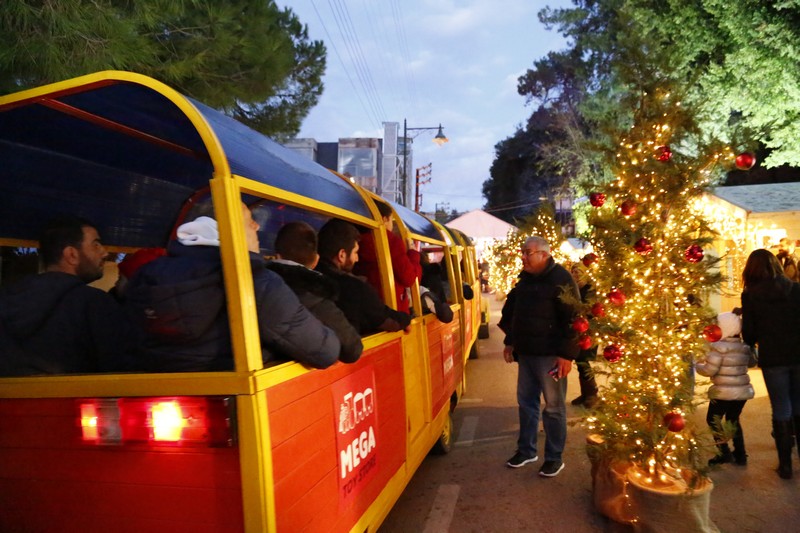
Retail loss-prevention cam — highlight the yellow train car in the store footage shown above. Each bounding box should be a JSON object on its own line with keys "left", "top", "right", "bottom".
{"left": 0, "top": 71, "right": 479, "bottom": 532}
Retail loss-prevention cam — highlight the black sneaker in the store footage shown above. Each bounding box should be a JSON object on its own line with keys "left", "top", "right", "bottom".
{"left": 570, "top": 395, "right": 585, "bottom": 406}
{"left": 583, "top": 395, "right": 599, "bottom": 409}
{"left": 506, "top": 451, "right": 538, "bottom": 468}
{"left": 539, "top": 460, "right": 565, "bottom": 477}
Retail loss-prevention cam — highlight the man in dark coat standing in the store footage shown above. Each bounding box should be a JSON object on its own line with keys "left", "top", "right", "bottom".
{"left": 267, "top": 221, "right": 362, "bottom": 364}
{"left": 0, "top": 215, "right": 137, "bottom": 375}
{"left": 499, "top": 236, "right": 580, "bottom": 478}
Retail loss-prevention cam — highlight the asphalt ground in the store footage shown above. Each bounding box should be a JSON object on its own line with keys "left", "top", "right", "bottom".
{"left": 380, "top": 296, "right": 800, "bottom": 532}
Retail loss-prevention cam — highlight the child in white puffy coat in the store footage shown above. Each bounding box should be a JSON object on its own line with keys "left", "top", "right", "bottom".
{"left": 696, "top": 311, "right": 755, "bottom": 465}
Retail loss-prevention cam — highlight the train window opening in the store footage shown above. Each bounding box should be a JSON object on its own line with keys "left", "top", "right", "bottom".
{"left": 0, "top": 246, "right": 39, "bottom": 288}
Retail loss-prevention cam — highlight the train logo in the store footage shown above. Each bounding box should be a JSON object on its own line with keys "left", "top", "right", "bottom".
{"left": 332, "top": 365, "right": 378, "bottom": 506}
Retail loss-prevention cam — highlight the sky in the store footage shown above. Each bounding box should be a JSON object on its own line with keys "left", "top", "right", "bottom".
{"left": 276, "top": 0, "right": 573, "bottom": 214}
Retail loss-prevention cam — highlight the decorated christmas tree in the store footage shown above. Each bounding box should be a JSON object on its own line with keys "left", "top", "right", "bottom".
{"left": 578, "top": 85, "right": 743, "bottom": 489}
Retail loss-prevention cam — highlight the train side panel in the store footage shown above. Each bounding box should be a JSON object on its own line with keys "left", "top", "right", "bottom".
{"left": 0, "top": 398, "right": 244, "bottom": 533}
{"left": 267, "top": 339, "right": 406, "bottom": 532}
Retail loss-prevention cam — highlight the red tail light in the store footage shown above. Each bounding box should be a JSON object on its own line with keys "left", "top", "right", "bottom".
{"left": 78, "top": 396, "right": 235, "bottom": 447}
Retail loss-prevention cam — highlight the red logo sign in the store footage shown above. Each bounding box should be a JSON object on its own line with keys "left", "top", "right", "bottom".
{"left": 332, "top": 365, "right": 378, "bottom": 507}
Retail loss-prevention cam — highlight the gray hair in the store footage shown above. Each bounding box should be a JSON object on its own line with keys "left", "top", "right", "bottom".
{"left": 524, "top": 236, "right": 550, "bottom": 253}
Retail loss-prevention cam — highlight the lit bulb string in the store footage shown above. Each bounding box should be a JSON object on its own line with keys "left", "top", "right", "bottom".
{"left": 581, "top": 104, "right": 728, "bottom": 481}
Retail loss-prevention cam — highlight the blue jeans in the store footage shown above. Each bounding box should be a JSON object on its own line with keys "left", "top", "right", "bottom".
{"left": 762, "top": 364, "right": 800, "bottom": 421}
{"left": 516, "top": 355, "right": 568, "bottom": 462}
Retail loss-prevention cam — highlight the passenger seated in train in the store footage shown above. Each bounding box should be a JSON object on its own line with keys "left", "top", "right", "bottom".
{"left": 0, "top": 215, "right": 138, "bottom": 376}
{"left": 316, "top": 218, "right": 412, "bottom": 335}
{"left": 109, "top": 247, "right": 166, "bottom": 302}
{"left": 420, "top": 252, "right": 449, "bottom": 303}
{"left": 124, "top": 203, "right": 340, "bottom": 372}
{"left": 419, "top": 286, "right": 454, "bottom": 323}
{"left": 353, "top": 201, "right": 421, "bottom": 314}
{"left": 267, "top": 221, "right": 362, "bottom": 364}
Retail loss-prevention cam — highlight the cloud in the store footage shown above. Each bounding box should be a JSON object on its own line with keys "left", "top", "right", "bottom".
{"left": 282, "top": 0, "right": 573, "bottom": 212}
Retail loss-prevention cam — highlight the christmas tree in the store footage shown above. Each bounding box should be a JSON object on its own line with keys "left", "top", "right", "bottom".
{"left": 580, "top": 86, "right": 732, "bottom": 488}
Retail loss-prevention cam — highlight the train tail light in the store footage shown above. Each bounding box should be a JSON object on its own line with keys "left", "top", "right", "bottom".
{"left": 78, "top": 396, "right": 235, "bottom": 447}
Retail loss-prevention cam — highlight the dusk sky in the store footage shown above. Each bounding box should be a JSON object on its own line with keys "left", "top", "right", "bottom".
{"left": 277, "top": 0, "right": 572, "bottom": 213}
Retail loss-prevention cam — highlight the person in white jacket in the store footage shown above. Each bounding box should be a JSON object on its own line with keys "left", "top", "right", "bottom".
{"left": 696, "top": 311, "right": 755, "bottom": 465}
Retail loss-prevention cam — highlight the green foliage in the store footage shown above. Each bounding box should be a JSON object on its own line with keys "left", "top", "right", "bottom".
{"left": 0, "top": 0, "right": 326, "bottom": 138}
{"left": 482, "top": 109, "right": 576, "bottom": 223}
{"left": 534, "top": 0, "right": 800, "bottom": 174}
{"left": 582, "top": 83, "right": 724, "bottom": 484}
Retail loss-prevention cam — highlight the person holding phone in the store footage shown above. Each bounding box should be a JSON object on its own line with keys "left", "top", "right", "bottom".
{"left": 498, "top": 236, "right": 580, "bottom": 478}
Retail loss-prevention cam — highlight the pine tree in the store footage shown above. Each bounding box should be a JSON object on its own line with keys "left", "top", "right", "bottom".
{"left": 0, "top": 1, "right": 325, "bottom": 139}
{"left": 580, "top": 84, "right": 730, "bottom": 488}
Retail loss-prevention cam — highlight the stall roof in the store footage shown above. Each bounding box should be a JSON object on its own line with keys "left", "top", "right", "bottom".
{"left": 711, "top": 183, "right": 800, "bottom": 214}
{"left": 0, "top": 71, "right": 370, "bottom": 248}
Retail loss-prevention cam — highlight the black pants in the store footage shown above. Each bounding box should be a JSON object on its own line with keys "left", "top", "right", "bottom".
{"left": 576, "top": 350, "right": 598, "bottom": 398}
{"left": 706, "top": 399, "right": 746, "bottom": 444}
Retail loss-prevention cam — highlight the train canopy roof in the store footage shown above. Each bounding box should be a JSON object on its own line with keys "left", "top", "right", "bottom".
{"left": 0, "top": 71, "right": 371, "bottom": 248}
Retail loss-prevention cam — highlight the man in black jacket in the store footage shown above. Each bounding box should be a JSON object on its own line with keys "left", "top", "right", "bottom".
{"left": 316, "top": 218, "right": 411, "bottom": 335}
{"left": 268, "top": 221, "right": 362, "bottom": 363}
{"left": 0, "top": 215, "right": 137, "bottom": 375}
{"left": 499, "top": 236, "right": 580, "bottom": 478}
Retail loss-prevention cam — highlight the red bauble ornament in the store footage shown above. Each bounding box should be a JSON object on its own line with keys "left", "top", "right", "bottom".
{"left": 656, "top": 145, "right": 672, "bottom": 162}
{"left": 582, "top": 253, "right": 598, "bottom": 267}
{"left": 620, "top": 200, "right": 638, "bottom": 217}
{"left": 603, "top": 344, "right": 623, "bottom": 363}
{"left": 591, "top": 302, "right": 606, "bottom": 318}
{"left": 607, "top": 288, "right": 626, "bottom": 306}
{"left": 589, "top": 193, "right": 606, "bottom": 207}
{"left": 664, "top": 412, "right": 685, "bottom": 432}
{"left": 634, "top": 237, "right": 653, "bottom": 255}
{"left": 703, "top": 324, "right": 723, "bottom": 342}
{"left": 572, "top": 316, "right": 590, "bottom": 333}
{"left": 735, "top": 152, "right": 756, "bottom": 170}
{"left": 684, "top": 244, "right": 704, "bottom": 263}
{"left": 578, "top": 335, "right": 593, "bottom": 350}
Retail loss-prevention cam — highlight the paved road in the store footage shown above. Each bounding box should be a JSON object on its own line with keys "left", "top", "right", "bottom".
{"left": 380, "top": 296, "right": 800, "bottom": 532}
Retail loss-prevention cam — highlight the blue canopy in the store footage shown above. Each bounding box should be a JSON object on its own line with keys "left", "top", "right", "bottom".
{"left": 388, "top": 200, "right": 443, "bottom": 242}
{"left": 0, "top": 72, "right": 370, "bottom": 248}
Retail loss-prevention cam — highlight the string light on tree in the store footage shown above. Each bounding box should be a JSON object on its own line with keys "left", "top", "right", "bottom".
{"left": 579, "top": 86, "right": 727, "bottom": 487}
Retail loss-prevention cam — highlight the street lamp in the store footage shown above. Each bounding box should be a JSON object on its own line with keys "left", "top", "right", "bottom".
{"left": 402, "top": 119, "right": 448, "bottom": 208}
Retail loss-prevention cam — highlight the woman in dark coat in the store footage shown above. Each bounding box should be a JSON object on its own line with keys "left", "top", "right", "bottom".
{"left": 741, "top": 248, "right": 800, "bottom": 479}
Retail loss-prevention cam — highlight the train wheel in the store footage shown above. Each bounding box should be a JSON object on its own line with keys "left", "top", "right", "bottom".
{"left": 469, "top": 343, "right": 479, "bottom": 359}
{"left": 431, "top": 412, "right": 453, "bottom": 455}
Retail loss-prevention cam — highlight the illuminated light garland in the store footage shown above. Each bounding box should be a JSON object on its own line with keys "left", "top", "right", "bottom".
{"left": 581, "top": 89, "right": 723, "bottom": 486}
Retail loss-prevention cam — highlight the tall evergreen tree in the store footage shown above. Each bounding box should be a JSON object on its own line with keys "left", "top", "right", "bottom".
{"left": 0, "top": 0, "right": 325, "bottom": 139}
{"left": 536, "top": 0, "right": 800, "bottom": 170}
{"left": 580, "top": 76, "right": 728, "bottom": 489}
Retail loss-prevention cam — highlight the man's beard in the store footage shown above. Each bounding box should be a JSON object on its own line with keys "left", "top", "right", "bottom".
{"left": 76, "top": 256, "right": 104, "bottom": 283}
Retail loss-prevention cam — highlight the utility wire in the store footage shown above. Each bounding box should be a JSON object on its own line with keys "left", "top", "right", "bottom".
{"left": 328, "top": 0, "right": 387, "bottom": 127}
{"left": 388, "top": 0, "right": 417, "bottom": 113}
{"left": 309, "top": 0, "right": 375, "bottom": 126}
{"left": 362, "top": 0, "right": 403, "bottom": 114}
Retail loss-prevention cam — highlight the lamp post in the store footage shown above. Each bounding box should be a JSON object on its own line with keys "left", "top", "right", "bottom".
{"left": 402, "top": 119, "right": 448, "bottom": 208}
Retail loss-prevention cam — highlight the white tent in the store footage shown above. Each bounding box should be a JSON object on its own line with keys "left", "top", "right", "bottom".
{"left": 447, "top": 210, "right": 516, "bottom": 260}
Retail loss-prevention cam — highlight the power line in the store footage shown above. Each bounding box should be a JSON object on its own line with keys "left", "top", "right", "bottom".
{"left": 361, "top": 1, "right": 403, "bottom": 114}
{"left": 308, "top": 0, "right": 375, "bottom": 126}
{"left": 388, "top": 0, "right": 417, "bottom": 112}
{"left": 327, "top": 0, "right": 387, "bottom": 127}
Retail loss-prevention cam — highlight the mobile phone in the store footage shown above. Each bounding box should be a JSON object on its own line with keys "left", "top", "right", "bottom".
{"left": 548, "top": 364, "right": 560, "bottom": 381}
